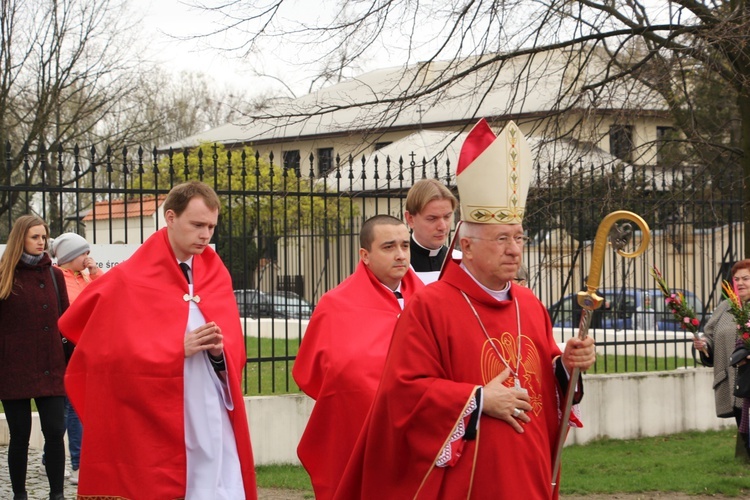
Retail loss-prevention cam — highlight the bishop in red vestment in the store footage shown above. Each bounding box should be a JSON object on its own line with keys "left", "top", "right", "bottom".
{"left": 60, "top": 182, "right": 257, "bottom": 499}
{"left": 293, "top": 215, "right": 424, "bottom": 499}
{"left": 334, "top": 120, "right": 596, "bottom": 499}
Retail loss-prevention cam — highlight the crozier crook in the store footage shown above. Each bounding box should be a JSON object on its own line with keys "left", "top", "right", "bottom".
{"left": 551, "top": 210, "right": 650, "bottom": 492}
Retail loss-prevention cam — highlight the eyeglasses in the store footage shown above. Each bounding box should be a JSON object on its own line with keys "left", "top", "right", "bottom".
{"left": 468, "top": 235, "right": 530, "bottom": 247}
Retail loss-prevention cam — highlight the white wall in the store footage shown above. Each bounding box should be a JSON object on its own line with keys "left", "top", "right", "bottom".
{"left": 568, "top": 368, "right": 730, "bottom": 446}
{"left": 240, "top": 318, "right": 309, "bottom": 338}
{"left": 246, "top": 395, "right": 314, "bottom": 464}
{"left": 1, "top": 368, "right": 732, "bottom": 466}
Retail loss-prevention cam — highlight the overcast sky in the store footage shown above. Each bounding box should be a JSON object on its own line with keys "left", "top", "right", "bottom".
{"left": 132, "top": 0, "right": 371, "bottom": 100}
{"left": 131, "top": 0, "right": 422, "bottom": 100}
{"left": 133, "top": 0, "right": 274, "bottom": 93}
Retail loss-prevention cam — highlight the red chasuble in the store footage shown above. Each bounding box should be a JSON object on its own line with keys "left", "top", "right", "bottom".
{"left": 60, "top": 228, "right": 257, "bottom": 500}
{"left": 335, "top": 258, "right": 565, "bottom": 500}
{"left": 293, "top": 261, "right": 424, "bottom": 500}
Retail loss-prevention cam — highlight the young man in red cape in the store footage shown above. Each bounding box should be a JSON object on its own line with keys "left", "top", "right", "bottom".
{"left": 59, "top": 181, "right": 257, "bottom": 499}
{"left": 293, "top": 214, "right": 424, "bottom": 499}
{"left": 334, "top": 120, "right": 596, "bottom": 500}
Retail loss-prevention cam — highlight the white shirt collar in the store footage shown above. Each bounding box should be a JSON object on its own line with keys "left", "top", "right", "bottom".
{"left": 380, "top": 281, "right": 405, "bottom": 309}
{"left": 177, "top": 256, "right": 195, "bottom": 267}
{"left": 459, "top": 262, "right": 510, "bottom": 301}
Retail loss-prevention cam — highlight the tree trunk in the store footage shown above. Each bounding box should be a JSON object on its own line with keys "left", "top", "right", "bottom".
{"left": 741, "top": 87, "right": 750, "bottom": 259}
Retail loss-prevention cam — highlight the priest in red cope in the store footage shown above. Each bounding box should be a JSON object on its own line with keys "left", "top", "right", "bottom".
{"left": 335, "top": 120, "right": 596, "bottom": 500}
{"left": 293, "top": 214, "right": 424, "bottom": 500}
{"left": 59, "top": 181, "right": 257, "bottom": 499}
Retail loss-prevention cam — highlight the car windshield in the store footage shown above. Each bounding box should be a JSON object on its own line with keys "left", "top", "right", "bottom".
{"left": 235, "top": 290, "right": 263, "bottom": 302}
{"left": 269, "top": 293, "right": 313, "bottom": 318}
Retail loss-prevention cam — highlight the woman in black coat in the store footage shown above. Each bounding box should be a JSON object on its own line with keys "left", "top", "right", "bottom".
{"left": 0, "top": 215, "right": 69, "bottom": 500}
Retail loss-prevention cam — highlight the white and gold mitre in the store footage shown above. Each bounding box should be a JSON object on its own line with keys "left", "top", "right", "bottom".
{"left": 456, "top": 119, "right": 532, "bottom": 224}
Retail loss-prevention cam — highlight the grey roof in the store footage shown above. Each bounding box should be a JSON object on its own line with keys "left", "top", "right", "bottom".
{"left": 320, "top": 129, "right": 634, "bottom": 191}
{"left": 162, "top": 47, "right": 667, "bottom": 150}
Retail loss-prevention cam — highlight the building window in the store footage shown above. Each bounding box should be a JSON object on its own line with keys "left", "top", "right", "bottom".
{"left": 283, "top": 150, "right": 301, "bottom": 175}
{"left": 374, "top": 141, "right": 392, "bottom": 151}
{"left": 317, "top": 147, "right": 334, "bottom": 176}
{"left": 609, "top": 125, "right": 633, "bottom": 161}
{"left": 656, "top": 126, "right": 677, "bottom": 165}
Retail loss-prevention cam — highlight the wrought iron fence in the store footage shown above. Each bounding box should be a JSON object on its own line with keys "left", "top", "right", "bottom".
{"left": 0, "top": 141, "right": 743, "bottom": 393}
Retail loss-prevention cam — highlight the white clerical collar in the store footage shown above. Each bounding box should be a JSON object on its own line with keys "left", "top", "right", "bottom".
{"left": 412, "top": 235, "right": 443, "bottom": 257}
{"left": 459, "top": 262, "right": 510, "bottom": 301}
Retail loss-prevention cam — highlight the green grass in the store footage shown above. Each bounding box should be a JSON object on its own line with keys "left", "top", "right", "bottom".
{"left": 256, "top": 464, "right": 313, "bottom": 493}
{"left": 560, "top": 429, "right": 749, "bottom": 496}
{"left": 588, "top": 353, "right": 697, "bottom": 374}
{"left": 244, "top": 335, "right": 302, "bottom": 396}
{"left": 255, "top": 429, "right": 750, "bottom": 496}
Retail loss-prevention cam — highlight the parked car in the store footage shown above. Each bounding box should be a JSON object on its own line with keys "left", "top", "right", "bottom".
{"left": 639, "top": 288, "right": 706, "bottom": 331}
{"left": 234, "top": 289, "right": 274, "bottom": 318}
{"left": 269, "top": 292, "right": 313, "bottom": 319}
{"left": 548, "top": 287, "right": 706, "bottom": 331}
{"left": 234, "top": 289, "right": 314, "bottom": 319}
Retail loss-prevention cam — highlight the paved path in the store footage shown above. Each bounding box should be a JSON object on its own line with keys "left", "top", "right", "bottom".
{"left": 0, "top": 445, "right": 311, "bottom": 500}
{"left": 0, "top": 445, "right": 76, "bottom": 499}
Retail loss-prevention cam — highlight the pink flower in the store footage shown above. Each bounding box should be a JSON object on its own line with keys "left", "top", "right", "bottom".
{"left": 683, "top": 317, "right": 691, "bottom": 324}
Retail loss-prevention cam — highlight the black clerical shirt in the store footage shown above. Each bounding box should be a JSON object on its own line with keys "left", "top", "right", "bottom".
{"left": 409, "top": 236, "right": 448, "bottom": 272}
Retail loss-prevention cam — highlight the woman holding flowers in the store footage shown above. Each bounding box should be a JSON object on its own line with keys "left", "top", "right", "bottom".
{"left": 695, "top": 259, "right": 750, "bottom": 459}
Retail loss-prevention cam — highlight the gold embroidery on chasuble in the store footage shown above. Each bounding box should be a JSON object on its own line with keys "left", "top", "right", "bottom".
{"left": 480, "top": 332, "right": 543, "bottom": 416}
